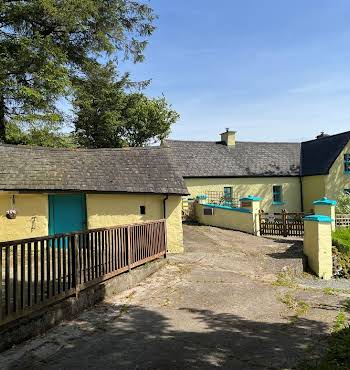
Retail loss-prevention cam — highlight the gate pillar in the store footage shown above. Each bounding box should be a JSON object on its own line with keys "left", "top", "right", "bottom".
{"left": 240, "top": 195, "right": 262, "bottom": 236}
{"left": 304, "top": 215, "right": 333, "bottom": 279}
{"left": 313, "top": 197, "right": 337, "bottom": 231}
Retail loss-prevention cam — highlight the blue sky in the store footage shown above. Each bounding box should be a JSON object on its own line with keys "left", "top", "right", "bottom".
{"left": 121, "top": 0, "right": 350, "bottom": 142}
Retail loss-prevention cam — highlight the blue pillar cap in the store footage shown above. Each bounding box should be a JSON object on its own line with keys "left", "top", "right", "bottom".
{"left": 304, "top": 214, "right": 333, "bottom": 223}
{"left": 313, "top": 197, "right": 337, "bottom": 206}
{"left": 240, "top": 195, "right": 262, "bottom": 202}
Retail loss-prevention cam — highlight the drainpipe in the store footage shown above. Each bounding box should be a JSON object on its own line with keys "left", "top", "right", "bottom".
{"left": 163, "top": 194, "right": 169, "bottom": 219}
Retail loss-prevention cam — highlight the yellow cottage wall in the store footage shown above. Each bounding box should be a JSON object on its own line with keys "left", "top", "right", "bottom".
{"left": 195, "top": 204, "right": 255, "bottom": 234}
{"left": 86, "top": 194, "right": 183, "bottom": 253}
{"left": 185, "top": 177, "right": 302, "bottom": 212}
{"left": 0, "top": 193, "right": 48, "bottom": 242}
{"left": 325, "top": 139, "right": 350, "bottom": 200}
{"left": 302, "top": 176, "right": 327, "bottom": 213}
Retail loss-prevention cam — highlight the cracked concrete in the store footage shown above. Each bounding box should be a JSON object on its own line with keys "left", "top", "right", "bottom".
{"left": 0, "top": 224, "right": 349, "bottom": 369}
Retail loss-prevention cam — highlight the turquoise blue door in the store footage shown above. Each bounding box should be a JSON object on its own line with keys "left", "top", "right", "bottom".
{"left": 49, "top": 194, "right": 87, "bottom": 235}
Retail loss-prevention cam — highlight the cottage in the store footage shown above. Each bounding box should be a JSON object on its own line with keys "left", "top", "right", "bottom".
{"left": 165, "top": 130, "right": 350, "bottom": 213}
{"left": 0, "top": 145, "right": 188, "bottom": 253}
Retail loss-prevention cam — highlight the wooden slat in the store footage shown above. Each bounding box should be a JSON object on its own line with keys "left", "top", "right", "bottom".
{"left": 63, "top": 237, "right": 67, "bottom": 292}
{"left": 13, "top": 244, "right": 18, "bottom": 313}
{"left": 52, "top": 239, "right": 56, "bottom": 297}
{"left": 46, "top": 240, "right": 51, "bottom": 299}
{"left": 34, "top": 241, "right": 38, "bottom": 304}
{"left": 68, "top": 236, "right": 72, "bottom": 289}
{"left": 20, "top": 244, "right": 25, "bottom": 310}
{"left": 28, "top": 242, "right": 32, "bottom": 307}
{"left": 57, "top": 238, "right": 61, "bottom": 294}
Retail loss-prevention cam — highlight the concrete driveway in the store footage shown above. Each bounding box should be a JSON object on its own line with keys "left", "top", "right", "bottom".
{"left": 0, "top": 225, "right": 348, "bottom": 369}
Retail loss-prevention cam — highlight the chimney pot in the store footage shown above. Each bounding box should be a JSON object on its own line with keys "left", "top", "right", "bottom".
{"left": 316, "top": 132, "right": 329, "bottom": 139}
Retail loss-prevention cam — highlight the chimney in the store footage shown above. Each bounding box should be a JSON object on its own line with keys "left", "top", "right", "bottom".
{"left": 220, "top": 128, "right": 236, "bottom": 147}
{"left": 316, "top": 132, "right": 329, "bottom": 139}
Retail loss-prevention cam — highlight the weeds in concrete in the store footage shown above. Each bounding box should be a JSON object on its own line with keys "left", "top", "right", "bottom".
{"left": 323, "top": 288, "right": 342, "bottom": 296}
{"left": 273, "top": 269, "right": 298, "bottom": 289}
{"left": 278, "top": 292, "right": 311, "bottom": 321}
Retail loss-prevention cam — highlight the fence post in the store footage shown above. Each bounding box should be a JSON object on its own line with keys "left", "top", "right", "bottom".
{"left": 73, "top": 234, "right": 80, "bottom": 296}
{"left": 127, "top": 225, "right": 131, "bottom": 272}
{"left": 282, "top": 209, "right": 288, "bottom": 237}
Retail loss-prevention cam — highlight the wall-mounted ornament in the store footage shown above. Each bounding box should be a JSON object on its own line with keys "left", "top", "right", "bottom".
{"left": 6, "top": 209, "right": 17, "bottom": 220}
{"left": 6, "top": 195, "right": 17, "bottom": 219}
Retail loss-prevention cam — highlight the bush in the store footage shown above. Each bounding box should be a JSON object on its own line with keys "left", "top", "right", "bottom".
{"left": 336, "top": 193, "right": 350, "bottom": 214}
{"left": 333, "top": 229, "right": 350, "bottom": 255}
{"left": 332, "top": 229, "right": 350, "bottom": 278}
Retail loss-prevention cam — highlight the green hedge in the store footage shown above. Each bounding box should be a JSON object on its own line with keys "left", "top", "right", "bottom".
{"left": 332, "top": 229, "right": 350, "bottom": 256}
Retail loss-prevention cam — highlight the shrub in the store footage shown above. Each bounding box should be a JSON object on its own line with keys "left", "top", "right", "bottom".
{"left": 332, "top": 229, "right": 350, "bottom": 255}
{"left": 336, "top": 193, "right": 350, "bottom": 214}
{"left": 332, "top": 229, "right": 350, "bottom": 278}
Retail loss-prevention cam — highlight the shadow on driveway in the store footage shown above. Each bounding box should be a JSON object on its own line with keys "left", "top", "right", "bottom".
{"left": 5, "top": 302, "right": 332, "bottom": 370}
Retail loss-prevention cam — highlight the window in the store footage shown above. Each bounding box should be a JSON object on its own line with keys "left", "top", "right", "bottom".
{"left": 140, "top": 206, "right": 146, "bottom": 215}
{"left": 223, "top": 187, "right": 233, "bottom": 206}
{"left": 344, "top": 154, "right": 350, "bottom": 173}
{"left": 273, "top": 185, "right": 283, "bottom": 204}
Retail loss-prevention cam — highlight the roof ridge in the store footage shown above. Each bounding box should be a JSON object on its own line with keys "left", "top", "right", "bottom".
{"left": 166, "top": 139, "right": 300, "bottom": 145}
{"left": 0, "top": 143, "right": 163, "bottom": 152}
{"left": 301, "top": 130, "right": 350, "bottom": 144}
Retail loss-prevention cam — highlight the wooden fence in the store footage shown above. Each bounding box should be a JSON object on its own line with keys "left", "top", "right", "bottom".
{"left": 336, "top": 214, "right": 350, "bottom": 228}
{"left": 0, "top": 220, "right": 166, "bottom": 327}
{"left": 259, "top": 210, "right": 308, "bottom": 237}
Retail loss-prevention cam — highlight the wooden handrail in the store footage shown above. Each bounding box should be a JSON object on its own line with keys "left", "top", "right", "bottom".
{"left": 0, "top": 219, "right": 166, "bottom": 247}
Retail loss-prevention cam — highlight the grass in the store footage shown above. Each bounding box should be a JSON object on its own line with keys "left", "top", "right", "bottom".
{"left": 300, "top": 299, "right": 350, "bottom": 369}
{"left": 272, "top": 269, "right": 298, "bottom": 289}
{"left": 278, "top": 292, "right": 311, "bottom": 319}
{"left": 323, "top": 288, "right": 342, "bottom": 296}
{"left": 332, "top": 229, "right": 350, "bottom": 255}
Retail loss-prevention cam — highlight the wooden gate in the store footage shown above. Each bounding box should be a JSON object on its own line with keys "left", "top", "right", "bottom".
{"left": 259, "top": 210, "right": 308, "bottom": 237}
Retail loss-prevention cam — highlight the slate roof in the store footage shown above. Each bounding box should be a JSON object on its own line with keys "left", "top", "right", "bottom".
{"left": 0, "top": 145, "right": 188, "bottom": 195}
{"left": 301, "top": 131, "right": 350, "bottom": 176}
{"left": 165, "top": 140, "right": 301, "bottom": 177}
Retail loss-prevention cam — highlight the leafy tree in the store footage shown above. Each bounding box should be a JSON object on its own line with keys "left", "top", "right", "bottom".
{"left": 0, "top": 0, "right": 155, "bottom": 143}
{"left": 73, "top": 62, "right": 179, "bottom": 148}
{"left": 5, "top": 121, "right": 77, "bottom": 148}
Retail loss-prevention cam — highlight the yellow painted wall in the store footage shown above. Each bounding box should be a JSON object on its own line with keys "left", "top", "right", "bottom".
{"left": 185, "top": 177, "right": 302, "bottom": 212}
{"left": 0, "top": 193, "right": 48, "bottom": 242}
{"left": 304, "top": 220, "right": 332, "bottom": 279}
{"left": 302, "top": 176, "right": 326, "bottom": 213}
{"left": 325, "top": 139, "right": 350, "bottom": 201}
{"left": 195, "top": 204, "right": 255, "bottom": 234}
{"left": 86, "top": 194, "right": 183, "bottom": 253}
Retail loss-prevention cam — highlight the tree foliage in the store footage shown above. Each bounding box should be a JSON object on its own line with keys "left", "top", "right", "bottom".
{"left": 336, "top": 193, "right": 350, "bottom": 214}
{"left": 73, "top": 62, "right": 179, "bottom": 148}
{"left": 0, "top": 0, "right": 157, "bottom": 145}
